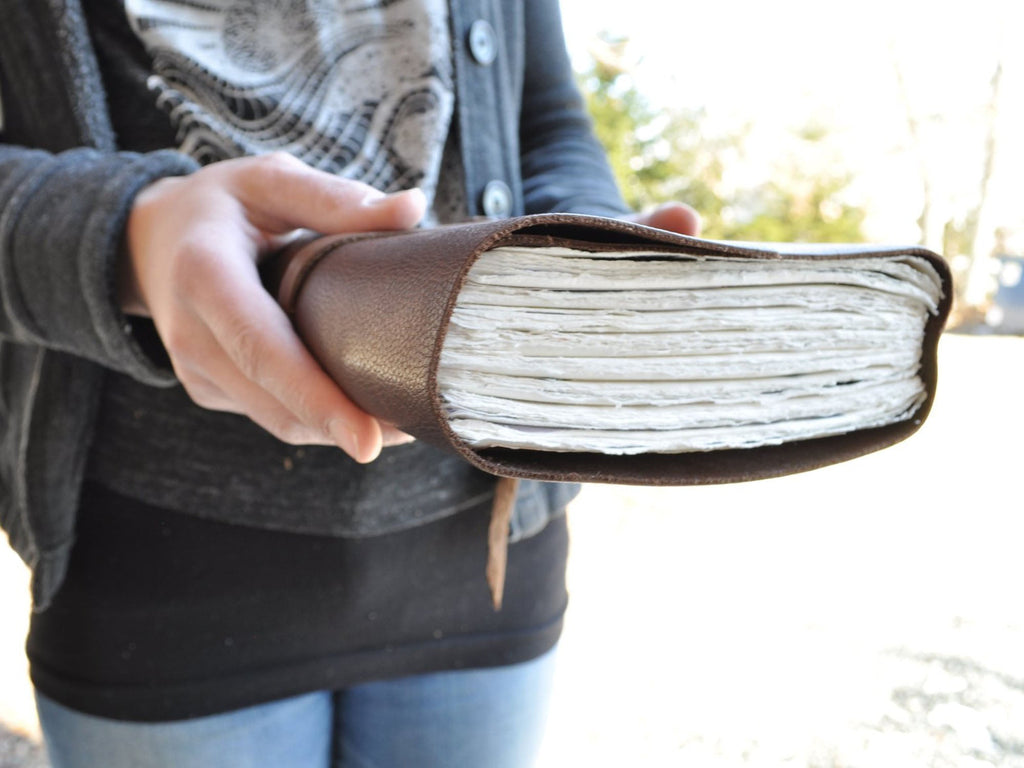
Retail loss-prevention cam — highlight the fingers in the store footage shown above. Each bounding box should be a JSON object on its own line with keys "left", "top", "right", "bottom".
{"left": 169, "top": 324, "right": 341, "bottom": 449}
{"left": 225, "top": 152, "right": 427, "bottom": 236}
{"left": 174, "top": 368, "right": 336, "bottom": 447}
{"left": 177, "top": 248, "right": 386, "bottom": 461}
{"left": 172, "top": 305, "right": 387, "bottom": 460}
{"left": 629, "top": 201, "right": 702, "bottom": 237}
{"left": 124, "top": 154, "right": 425, "bottom": 463}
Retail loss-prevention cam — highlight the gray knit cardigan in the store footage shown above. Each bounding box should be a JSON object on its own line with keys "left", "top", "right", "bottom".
{"left": 0, "top": 0, "right": 628, "bottom": 609}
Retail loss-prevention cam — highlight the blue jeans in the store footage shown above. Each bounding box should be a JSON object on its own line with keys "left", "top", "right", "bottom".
{"left": 36, "top": 648, "right": 557, "bottom": 768}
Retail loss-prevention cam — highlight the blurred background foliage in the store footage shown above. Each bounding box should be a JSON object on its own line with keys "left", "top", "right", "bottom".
{"left": 574, "top": 31, "right": 1022, "bottom": 331}
{"left": 579, "top": 35, "right": 867, "bottom": 243}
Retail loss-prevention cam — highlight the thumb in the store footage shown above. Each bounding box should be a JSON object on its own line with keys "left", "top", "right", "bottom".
{"left": 228, "top": 153, "right": 427, "bottom": 235}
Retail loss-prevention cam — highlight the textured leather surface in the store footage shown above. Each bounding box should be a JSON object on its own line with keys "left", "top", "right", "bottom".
{"left": 268, "top": 213, "right": 953, "bottom": 486}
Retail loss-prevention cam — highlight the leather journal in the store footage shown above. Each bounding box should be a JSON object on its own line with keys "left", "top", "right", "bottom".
{"left": 266, "top": 213, "right": 952, "bottom": 607}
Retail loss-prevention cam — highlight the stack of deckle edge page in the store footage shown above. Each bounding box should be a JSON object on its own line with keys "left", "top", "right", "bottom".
{"left": 436, "top": 245, "right": 946, "bottom": 455}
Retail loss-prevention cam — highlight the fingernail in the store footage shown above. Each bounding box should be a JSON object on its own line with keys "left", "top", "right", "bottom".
{"left": 329, "top": 419, "right": 361, "bottom": 460}
{"left": 384, "top": 430, "right": 416, "bottom": 447}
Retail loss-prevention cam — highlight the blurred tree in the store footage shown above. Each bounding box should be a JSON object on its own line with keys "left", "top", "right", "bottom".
{"left": 579, "top": 37, "right": 736, "bottom": 237}
{"left": 579, "top": 38, "right": 866, "bottom": 243}
{"left": 733, "top": 124, "right": 867, "bottom": 244}
{"left": 893, "top": 56, "right": 1005, "bottom": 312}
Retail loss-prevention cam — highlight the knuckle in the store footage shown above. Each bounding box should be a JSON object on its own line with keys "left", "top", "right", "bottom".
{"left": 263, "top": 415, "right": 313, "bottom": 445}
{"left": 180, "top": 375, "right": 226, "bottom": 411}
{"left": 282, "top": 387, "right": 330, "bottom": 441}
{"left": 277, "top": 424, "right": 311, "bottom": 445}
{"left": 233, "top": 152, "right": 310, "bottom": 206}
{"left": 253, "top": 151, "right": 304, "bottom": 178}
{"left": 225, "top": 319, "right": 268, "bottom": 383}
{"left": 262, "top": 150, "right": 301, "bottom": 166}
{"left": 188, "top": 390, "right": 222, "bottom": 411}
{"left": 171, "top": 241, "right": 219, "bottom": 294}
{"left": 161, "top": 322, "right": 200, "bottom": 361}
{"left": 287, "top": 382, "right": 318, "bottom": 422}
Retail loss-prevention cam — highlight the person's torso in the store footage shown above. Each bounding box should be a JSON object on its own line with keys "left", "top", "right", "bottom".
{"left": 83, "top": 0, "right": 500, "bottom": 535}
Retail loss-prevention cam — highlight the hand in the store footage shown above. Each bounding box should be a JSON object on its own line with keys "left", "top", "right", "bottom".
{"left": 625, "top": 201, "right": 701, "bottom": 237}
{"left": 121, "top": 152, "right": 425, "bottom": 463}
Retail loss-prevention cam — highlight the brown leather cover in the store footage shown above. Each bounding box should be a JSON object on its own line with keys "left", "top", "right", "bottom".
{"left": 266, "top": 213, "right": 952, "bottom": 486}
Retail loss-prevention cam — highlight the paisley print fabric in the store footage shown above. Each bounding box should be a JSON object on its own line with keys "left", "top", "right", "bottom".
{"left": 125, "top": 0, "right": 454, "bottom": 199}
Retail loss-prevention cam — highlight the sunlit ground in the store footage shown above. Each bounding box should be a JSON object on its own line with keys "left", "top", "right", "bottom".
{"left": 1, "top": 334, "right": 1021, "bottom": 767}
{"left": 541, "top": 333, "right": 1024, "bottom": 767}
{"left": 0, "top": 532, "right": 45, "bottom": 767}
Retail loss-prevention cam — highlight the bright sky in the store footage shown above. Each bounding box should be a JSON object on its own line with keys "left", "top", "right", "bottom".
{"left": 558, "top": 0, "right": 1024, "bottom": 252}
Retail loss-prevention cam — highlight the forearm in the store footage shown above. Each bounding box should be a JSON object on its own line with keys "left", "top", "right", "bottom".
{"left": 0, "top": 144, "right": 197, "bottom": 383}
{"left": 519, "top": 0, "right": 629, "bottom": 217}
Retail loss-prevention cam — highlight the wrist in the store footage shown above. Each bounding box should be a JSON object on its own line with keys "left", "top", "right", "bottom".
{"left": 120, "top": 175, "right": 182, "bottom": 316}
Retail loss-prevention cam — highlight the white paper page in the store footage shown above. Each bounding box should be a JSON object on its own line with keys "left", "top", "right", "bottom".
{"left": 436, "top": 246, "right": 943, "bottom": 454}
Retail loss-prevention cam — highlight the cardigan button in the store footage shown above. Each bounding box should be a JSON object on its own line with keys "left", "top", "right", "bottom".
{"left": 481, "top": 180, "right": 513, "bottom": 218}
{"left": 468, "top": 20, "right": 498, "bottom": 66}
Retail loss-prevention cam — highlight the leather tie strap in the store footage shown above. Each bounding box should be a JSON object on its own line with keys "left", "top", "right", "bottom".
{"left": 486, "top": 476, "right": 519, "bottom": 610}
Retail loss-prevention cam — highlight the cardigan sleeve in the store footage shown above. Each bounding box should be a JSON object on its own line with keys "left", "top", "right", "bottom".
{"left": 518, "top": 0, "right": 631, "bottom": 218}
{"left": 0, "top": 144, "right": 199, "bottom": 385}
